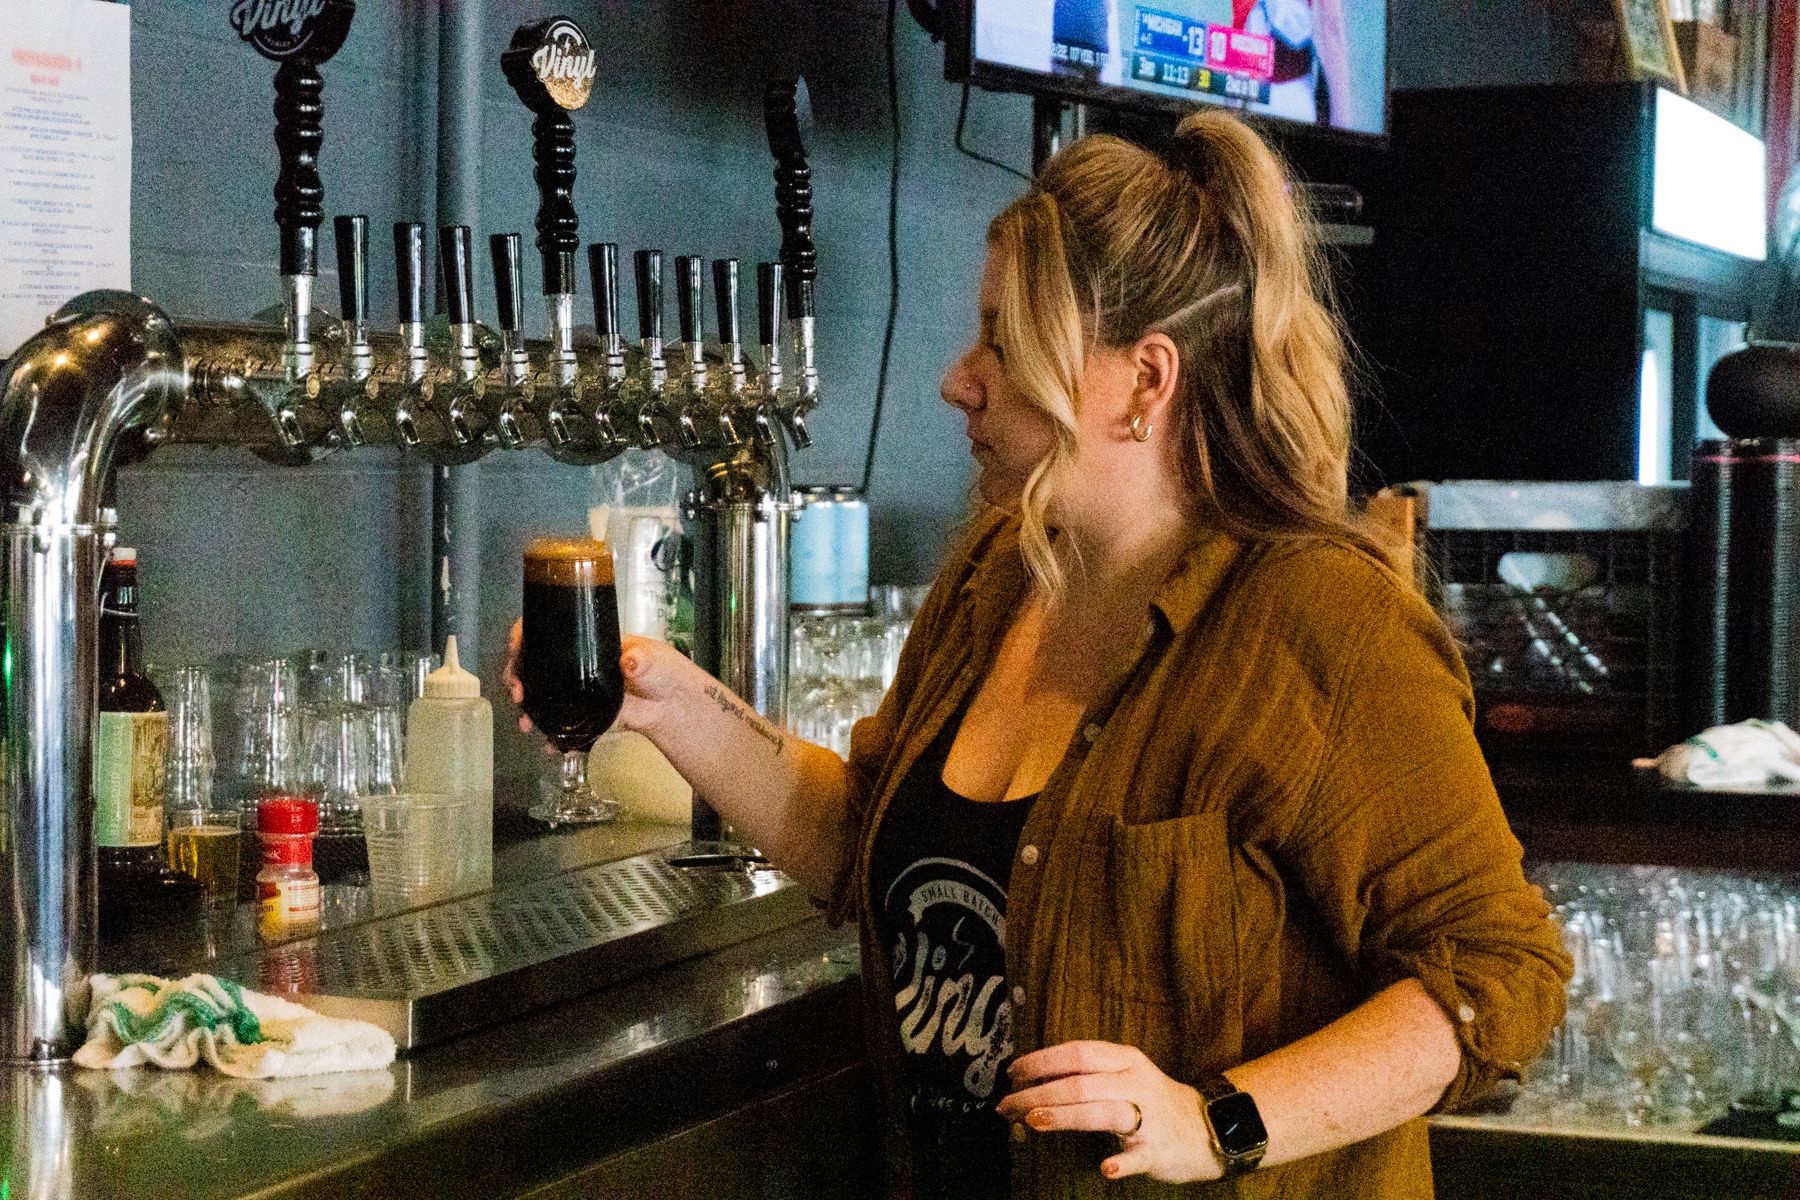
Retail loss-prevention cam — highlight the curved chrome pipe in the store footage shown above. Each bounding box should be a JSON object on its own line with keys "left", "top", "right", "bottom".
{"left": 0, "top": 288, "right": 796, "bottom": 1054}
{"left": 0, "top": 290, "right": 181, "bottom": 1062}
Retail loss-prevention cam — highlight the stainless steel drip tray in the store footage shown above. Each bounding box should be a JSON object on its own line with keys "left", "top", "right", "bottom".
{"left": 217, "top": 842, "right": 817, "bottom": 1051}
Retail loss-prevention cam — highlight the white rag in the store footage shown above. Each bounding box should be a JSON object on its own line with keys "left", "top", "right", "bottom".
{"left": 73, "top": 973, "right": 396, "bottom": 1078}
{"left": 1652, "top": 719, "right": 1800, "bottom": 789}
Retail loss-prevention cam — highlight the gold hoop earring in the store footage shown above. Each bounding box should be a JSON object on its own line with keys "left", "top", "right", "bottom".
{"left": 1130, "top": 414, "right": 1152, "bottom": 443}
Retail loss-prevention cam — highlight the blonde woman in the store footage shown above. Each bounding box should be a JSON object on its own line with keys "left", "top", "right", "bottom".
{"left": 509, "top": 110, "right": 1569, "bottom": 1197}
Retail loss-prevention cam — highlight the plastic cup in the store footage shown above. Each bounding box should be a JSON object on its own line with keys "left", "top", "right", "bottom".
{"left": 359, "top": 792, "right": 484, "bottom": 914}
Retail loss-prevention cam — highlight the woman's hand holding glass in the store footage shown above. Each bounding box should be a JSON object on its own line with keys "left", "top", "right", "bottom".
{"left": 503, "top": 628, "right": 688, "bottom": 742}
{"left": 997, "top": 1040, "right": 1224, "bottom": 1183}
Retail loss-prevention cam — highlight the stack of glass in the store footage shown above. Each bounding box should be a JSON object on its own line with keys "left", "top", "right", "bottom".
{"left": 218, "top": 649, "right": 438, "bottom": 836}
{"left": 152, "top": 664, "right": 237, "bottom": 908}
{"left": 788, "top": 584, "right": 929, "bottom": 756}
{"left": 1520, "top": 861, "right": 1800, "bottom": 1131}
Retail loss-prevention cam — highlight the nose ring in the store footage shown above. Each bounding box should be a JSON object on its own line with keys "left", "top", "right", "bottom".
{"left": 1130, "top": 414, "right": 1152, "bottom": 442}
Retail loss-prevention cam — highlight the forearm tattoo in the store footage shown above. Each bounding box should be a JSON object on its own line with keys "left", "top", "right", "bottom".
{"left": 702, "top": 683, "right": 785, "bottom": 756}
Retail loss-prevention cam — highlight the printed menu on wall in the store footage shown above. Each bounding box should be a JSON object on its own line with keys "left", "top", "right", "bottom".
{"left": 0, "top": 0, "right": 130, "bottom": 359}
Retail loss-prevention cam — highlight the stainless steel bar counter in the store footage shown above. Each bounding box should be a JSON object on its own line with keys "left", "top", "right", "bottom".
{"left": 22, "top": 808, "right": 1800, "bottom": 1199}
{"left": 5, "top": 820, "right": 880, "bottom": 1200}
{"left": 1429, "top": 1113, "right": 1800, "bottom": 1199}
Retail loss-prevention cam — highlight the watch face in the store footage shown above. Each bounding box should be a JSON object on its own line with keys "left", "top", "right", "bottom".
{"left": 1210, "top": 1091, "right": 1269, "bottom": 1155}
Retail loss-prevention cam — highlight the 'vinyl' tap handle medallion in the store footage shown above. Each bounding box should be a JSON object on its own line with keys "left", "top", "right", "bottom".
{"left": 675, "top": 256, "right": 704, "bottom": 347}
{"left": 764, "top": 77, "right": 817, "bottom": 322}
{"left": 394, "top": 222, "right": 426, "bottom": 327}
{"left": 492, "top": 234, "right": 525, "bottom": 335}
{"left": 333, "top": 215, "right": 368, "bottom": 329}
{"left": 233, "top": 0, "right": 357, "bottom": 279}
{"left": 635, "top": 250, "right": 663, "bottom": 344}
{"left": 439, "top": 226, "right": 475, "bottom": 326}
{"left": 588, "top": 243, "right": 620, "bottom": 340}
{"left": 714, "top": 259, "right": 741, "bottom": 348}
{"left": 502, "top": 17, "right": 595, "bottom": 297}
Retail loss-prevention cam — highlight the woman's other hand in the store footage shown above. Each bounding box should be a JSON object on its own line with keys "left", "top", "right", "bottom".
{"left": 503, "top": 619, "right": 532, "bottom": 734}
{"left": 997, "top": 1040, "right": 1223, "bottom": 1183}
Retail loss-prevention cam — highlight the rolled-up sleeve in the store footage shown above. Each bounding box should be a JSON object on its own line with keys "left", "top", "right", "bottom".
{"left": 1283, "top": 585, "right": 1572, "bottom": 1112}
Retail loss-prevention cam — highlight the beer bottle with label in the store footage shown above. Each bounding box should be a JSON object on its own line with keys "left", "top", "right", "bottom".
{"left": 95, "top": 547, "right": 167, "bottom": 935}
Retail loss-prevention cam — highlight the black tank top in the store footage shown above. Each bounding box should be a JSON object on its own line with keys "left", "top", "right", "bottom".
{"left": 868, "top": 715, "right": 1039, "bottom": 1200}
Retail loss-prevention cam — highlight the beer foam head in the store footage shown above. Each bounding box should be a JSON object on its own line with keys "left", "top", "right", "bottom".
{"left": 524, "top": 536, "right": 615, "bottom": 586}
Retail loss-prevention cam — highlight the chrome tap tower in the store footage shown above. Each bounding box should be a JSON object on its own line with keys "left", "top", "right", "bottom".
{"left": 0, "top": 9, "right": 822, "bottom": 1059}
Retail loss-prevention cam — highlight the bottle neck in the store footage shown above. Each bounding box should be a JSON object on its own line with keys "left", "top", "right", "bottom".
{"left": 100, "top": 569, "right": 144, "bottom": 681}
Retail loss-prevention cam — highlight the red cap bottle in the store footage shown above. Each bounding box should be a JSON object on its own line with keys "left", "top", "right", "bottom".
{"left": 258, "top": 797, "right": 319, "bottom": 867}
{"left": 258, "top": 796, "right": 319, "bottom": 836}
{"left": 257, "top": 796, "right": 321, "bottom": 941}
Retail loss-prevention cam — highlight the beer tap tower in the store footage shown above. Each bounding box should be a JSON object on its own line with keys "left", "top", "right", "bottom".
{"left": 0, "top": 9, "right": 823, "bottom": 1059}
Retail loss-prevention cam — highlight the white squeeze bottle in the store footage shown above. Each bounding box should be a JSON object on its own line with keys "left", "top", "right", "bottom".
{"left": 404, "top": 637, "right": 494, "bottom": 892}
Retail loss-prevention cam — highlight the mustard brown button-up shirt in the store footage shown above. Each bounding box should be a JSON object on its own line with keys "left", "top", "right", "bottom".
{"left": 833, "top": 513, "right": 1571, "bottom": 1198}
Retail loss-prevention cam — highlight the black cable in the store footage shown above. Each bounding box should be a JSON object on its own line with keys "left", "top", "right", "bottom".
{"left": 956, "top": 81, "right": 1031, "bottom": 183}
{"left": 863, "top": 0, "right": 903, "bottom": 496}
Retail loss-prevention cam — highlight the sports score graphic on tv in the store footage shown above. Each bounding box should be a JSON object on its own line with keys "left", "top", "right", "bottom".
{"left": 973, "top": 0, "right": 1388, "bottom": 138}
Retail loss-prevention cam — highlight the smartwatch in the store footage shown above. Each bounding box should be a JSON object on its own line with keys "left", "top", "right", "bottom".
{"left": 1197, "top": 1074, "right": 1269, "bottom": 1177}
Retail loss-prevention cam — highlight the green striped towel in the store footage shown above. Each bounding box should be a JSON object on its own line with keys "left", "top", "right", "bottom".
{"left": 73, "top": 973, "right": 395, "bottom": 1078}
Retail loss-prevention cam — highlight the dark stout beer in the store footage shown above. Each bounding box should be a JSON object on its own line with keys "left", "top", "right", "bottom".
{"left": 520, "top": 537, "right": 624, "bottom": 753}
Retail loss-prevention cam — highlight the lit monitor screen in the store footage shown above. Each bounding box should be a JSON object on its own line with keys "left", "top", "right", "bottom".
{"left": 971, "top": 0, "right": 1388, "bottom": 138}
{"left": 1651, "top": 87, "right": 1766, "bottom": 261}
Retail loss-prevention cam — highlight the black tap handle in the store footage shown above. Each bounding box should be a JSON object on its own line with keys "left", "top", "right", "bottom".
{"left": 530, "top": 105, "right": 578, "bottom": 295}
{"left": 713, "top": 260, "right": 741, "bottom": 347}
{"left": 757, "top": 262, "right": 783, "bottom": 347}
{"left": 635, "top": 250, "right": 663, "bottom": 342}
{"left": 333, "top": 215, "right": 368, "bottom": 328}
{"left": 273, "top": 62, "right": 325, "bottom": 277}
{"left": 237, "top": 0, "right": 353, "bottom": 274}
{"left": 503, "top": 20, "right": 594, "bottom": 297}
{"left": 764, "top": 78, "right": 817, "bottom": 321}
{"left": 395, "top": 222, "right": 425, "bottom": 326}
{"left": 675, "top": 256, "right": 703, "bottom": 346}
{"left": 588, "top": 243, "right": 620, "bottom": 339}
{"left": 439, "top": 226, "right": 474, "bottom": 326}
{"left": 491, "top": 234, "right": 523, "bottom": 334}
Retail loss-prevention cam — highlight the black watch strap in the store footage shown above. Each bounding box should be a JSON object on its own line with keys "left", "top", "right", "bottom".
{"left": 1198, "top": 1074, "right": 1239, "bottom": 1103}
{"left": 1198, "top": 1074, "right": 1268, "bottom": 1177}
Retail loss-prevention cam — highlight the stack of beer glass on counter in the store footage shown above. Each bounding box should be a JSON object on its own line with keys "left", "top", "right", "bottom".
{"left": 1514, "top": 862, "right": 1800, "bottom": 1133}
{"left": 788, "top": 585, "right": 929, "bottom": 756}
{"left": 142, "top": 648, "right": 442, "bottom": 933}
{"left": 212, "top": 649, "right": 435, "bottom": 833}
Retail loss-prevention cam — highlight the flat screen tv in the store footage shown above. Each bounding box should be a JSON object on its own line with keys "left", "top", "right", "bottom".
{"left": 948, "top": 0, "right": 1389, "bottom": 141}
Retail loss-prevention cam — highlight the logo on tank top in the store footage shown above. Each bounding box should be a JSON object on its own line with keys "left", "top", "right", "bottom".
{"left": 885, "top": 857, "right": 1017, "bottom": 1109}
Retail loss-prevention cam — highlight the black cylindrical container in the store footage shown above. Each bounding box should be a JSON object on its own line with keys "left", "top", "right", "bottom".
{"left": 1686, "top": 437, "right": 1800, "bottom": 729}
{"left": 1686, "top": 439, "right": 1736, "bottom": 730}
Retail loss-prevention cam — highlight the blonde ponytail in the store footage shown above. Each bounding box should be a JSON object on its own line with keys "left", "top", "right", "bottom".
{"left": 986, "top": 109, "right": 1392, "bottom": 595}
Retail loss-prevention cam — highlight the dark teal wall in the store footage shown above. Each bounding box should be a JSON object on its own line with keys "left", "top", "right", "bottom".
{"left": 116, "top": 0, "right": 1591, "bottom": 795}
{"left": 123, "top": 0, "right": 1032, "bottom": 627}
{"left": 122, "top": 0, "right": 1030, "bottom": 797}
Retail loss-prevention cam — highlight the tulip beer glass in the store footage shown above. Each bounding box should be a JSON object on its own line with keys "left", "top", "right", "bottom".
{"left": 520, "top": 537, "right": 625, "bottom": 824}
